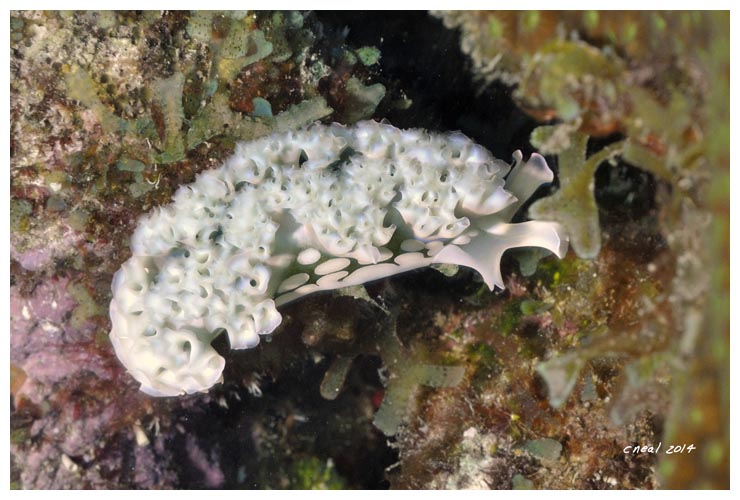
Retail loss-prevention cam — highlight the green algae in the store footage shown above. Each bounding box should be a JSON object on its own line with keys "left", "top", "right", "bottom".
{"left": 10, "top": 428, "right": 29, "bottom": 446}
{"left": 318, "top": 305, "right": 465, "bottom": 436}
{"left": 512, "top": 474, "right": 535, "bottom": 489}
{"left": 579, "top": 368, "right": 598, "bottom": 402}
{"left": 620, "top": 140, "right": 673, "bottom": 182}
{"left": 67, "top": 209, "right": 89, "bottom": 232}
{"left": 68, "top": 281, "right": 104, "bottom": 331}
{"left": 45, "top": 195, "right": 66, "bottom": 212}
{"left": 338, "top": 77, "right": 386, "bottom": 124}
{"left": 518, "top": 40, "right": 622, "bottom": 122}
{"left": 219, "top": 18, "right": 255, "bottom": 59}
{"left": 65, "top": 66, "right": 130, "bottom": 135}
{"left": 529, "top": 125, "right": 624, "bottom": 259}
{"left": 371, "top": 322, "right": 465, "bottom": 436}
{"left": 56, "top": 10, "right": 337, "bottom": 190}
{"left": 519, "top": 299, "right": 551, "bottom": 316}
{"left": 356, "top": 46, "right": 381, "bottom": 66}
{"left": 520, "top": 11, "right": 540, "bottom": 33}
{"left": 115, "top": 158, "right": 146, "bottom": 173}
{"left": 186, "top": 93, "right": 268, "bottom": 149}
{"left": 151, "top": 73, "right": 186, "bottom": 163}
{"left": 288, "top": 456, "right": 345, "bottom": 490}
{"left": 430, "top": 263, "right": 459, "bottom": 277}
{"left": 319, "top": 354, "right": 354, "bottom": 400}
{"left": 10, "top": 199, "right": 32, "bottom": 233}
{"left": 466, "top": 342, "right": 502, "bottom": 390}
{"left": 533, "top": 251, "right": 589, "bottom": 289}
{"left": 258, "top": 11, "right": 312, "bottom": 64}
{"left": 273, "top": 97, "right": 333, "bottom": 132}
{"left": 185, "top": 11, "right": 215, "bottom": 42}
{"left": 217, "top": 29, "right": 274, "bottom": 82}
{"left": 186, "top": 12, "right": 274, "bottom": 84}
{"left": 536, "top": 317, "right": 672, "bottom": 411}
{"left": 513, "top": 248, "right": 552, "bottom": 277}
{"left": 536, "top": 350, "right": 588, "bottom": 409}
{"left": 251, "top": 97, "right": 273, "bottom": 118}
{"left": 520, "top": 438, "right": 562, "bottom": 462}
{"left": 127, "top": 173, "right": 155, "bottom": 198}
{"left": 496, "top": 300, "right": 524, "bottom": 336}
{"left": 342, "top": 50, "right": 358, "bottom": 66}
{"left": 657, "top": 15, "right": 730, "bottom": 488}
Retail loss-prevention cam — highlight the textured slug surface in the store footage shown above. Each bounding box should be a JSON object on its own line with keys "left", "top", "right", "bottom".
{"left": 109, "top": 121, "right": 567, "bottom": 396}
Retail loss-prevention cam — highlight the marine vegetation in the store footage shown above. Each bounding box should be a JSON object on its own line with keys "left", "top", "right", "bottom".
{"left": 10, "top": 10, "right": 728, "bottom": 489}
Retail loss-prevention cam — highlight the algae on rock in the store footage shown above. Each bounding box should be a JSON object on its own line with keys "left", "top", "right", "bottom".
{"left": 318, "top": 295, "right": 465, "bottom": 437}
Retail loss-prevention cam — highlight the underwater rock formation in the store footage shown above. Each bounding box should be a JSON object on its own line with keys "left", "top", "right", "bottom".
{"left": 10, "top": 10, "right": 728, "bottom": 489}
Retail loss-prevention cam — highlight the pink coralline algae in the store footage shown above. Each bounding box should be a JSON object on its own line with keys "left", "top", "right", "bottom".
{"left": 11, "top": 276, "right": 82, "bottom": 361}
{"left": 10, "top": 224, "right": 85, "bottom": 272}
{"left": 185, "top": 435, "right": 226, "bottom": 488}
{"left": 10, "top": 273, "right": 158, "bottom": 488}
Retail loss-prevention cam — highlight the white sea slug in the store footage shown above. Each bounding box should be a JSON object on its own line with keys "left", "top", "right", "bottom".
{"left": 109, "top": 121, "right": 568, "bottom": 396}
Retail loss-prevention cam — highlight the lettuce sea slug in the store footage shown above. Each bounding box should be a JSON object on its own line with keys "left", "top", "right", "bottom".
{"left": 109, "top": 121, "right": 568, "bottom": 396}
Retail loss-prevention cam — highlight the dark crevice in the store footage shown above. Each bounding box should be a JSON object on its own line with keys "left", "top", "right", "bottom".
{"left": 314, "top": 11, "right": 538, "bottom": 160}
